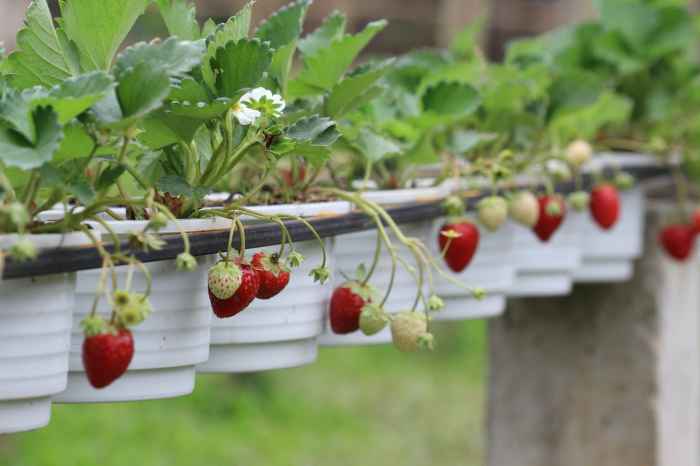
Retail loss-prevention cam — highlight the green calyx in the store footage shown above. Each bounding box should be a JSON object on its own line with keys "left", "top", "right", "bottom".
{"left": 545, "top": 199, "right": 563, "bottom": 217}
{"left": 442, "top": 195, "right": 465, "bottom": 217}
{"left": 427, "top": 294, "right": 445, "bottom": 311}
{"left": 81, "top": 314, "right": 110, "bottom": 337}
{"left": 286, "top": 251, "right": 305, "bottom": 268}
{"left": 148, "top": 212, "right": 169, "bottom": 231}
{"left": 615, "top": 172, "right": 635, "bottom": 190}
{"left": 346, "top": 281, "right": 377, "bottom": 302}
{"left": 208, "top": 260, "right": 242, "bottom": 300}
{"left": 310, "top": 266, "right": 330, "bottom": 284}
{"left": 472, "top": 287, "right": 486, "bottom": 300}
{"left": 114, "top": 291, "right": 152, "bottom": 327}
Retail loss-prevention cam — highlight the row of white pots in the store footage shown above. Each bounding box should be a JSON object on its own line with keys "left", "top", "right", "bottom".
{"left": 0, "top": 182, "right": 646, "bottom": 432}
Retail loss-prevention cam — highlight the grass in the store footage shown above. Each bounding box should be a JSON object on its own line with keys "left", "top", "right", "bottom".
{"left": 0, "top": 320, "right": 486, "bottom": 466}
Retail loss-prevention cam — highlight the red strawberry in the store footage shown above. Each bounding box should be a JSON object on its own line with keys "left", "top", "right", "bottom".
{"left": 208, "top": 260, "right": 260, "bottom": 318}
{"left": 692, "top": 208, "right": 700, "bottom": 234}
{"left": 659, "top": 224, "right": 696, "bottom": 262}
{"left": 589, "top": 184, "right": 620, "bottom": 230}
{"left": 281, "top": 164, "right": 306, "bottom": 187}
{"left": 252, "top": 252, "right": 290, "bottom": 299}
{"left": 533, "top": 195, "right": 566, "bottom": 242}
{"left": 438, "top": 221, "right": 480, "bottom": 273}
{"left": 329, "top": 281, "right": 374, "bottom": 334}
{"left": 83, "top": 328, "right": 134, "bottom": 389}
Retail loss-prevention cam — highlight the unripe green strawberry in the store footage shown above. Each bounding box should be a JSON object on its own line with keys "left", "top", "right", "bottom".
{"left": 478, "top": 196, "right": 508, "bottom": 232}
{"left": 115, "top": 292, "right": 152, "bottom": 327}
{"left": 546, "top": 159, "right": 572, "bottom": 181}
{"left": 615, "top": 172, "right": 634, "bottom": 190}
{"left": 427, "top": 294, "right": 445, "bottom": 311}
{"left": 565, "top": 139, "right": 593, "bottom": 167}
{"left": 509, "top": 191, "right": 539, "bottom": 227}
{"left": 359, "top": 303, "right": 388, "bottom": 336}
{"left": 10, "top": 238, "right": 37, "bottom": 262}
{"left": 148, "top": 212, "right": 169, "bottom": 231}
{"left": 176, "top": 252, "right": 197, "bottom": 271}
{"left": 208, "top": 261, "right": 242, "bottom": 300}
{"left": 472, "top": 287, "right": 486, "bottom": 300}
{"left": 568, "top": 191, "right": 590, "bottom": 212}
{"left": 390, "top": 311, "right": 432, "bottom": 352}
{"left": 442, "top": 196, "right": 466, "bottom": 217}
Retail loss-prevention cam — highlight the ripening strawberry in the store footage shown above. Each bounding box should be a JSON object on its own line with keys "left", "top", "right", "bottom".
{"left": 692, "top": 208, "right": 700, "bottom": 234}
{"left": 565, "top": 139, "right": 593, "bottom": 167}
{"left": 208, "top": 260, "right": 259, "bottom": 318}
{"left": 589, "top": 184, "right": 620, "bottom": 230}
{"left": 659, "top": 224, "right": 696, "bottom": 262}
{"left": 533, "top": 195, "right": 566, "bottom": 242}
{"left": 329, "top": 281, "right": 374, "bottom": 334}
{"left": 438, "top": 221, "right": 480, "bottom": 273}
{"left": 252, "top": 252, "right": 291, "bottom": 299}
{"left": 478, "top": 196, "right": 508, "bottom": 232}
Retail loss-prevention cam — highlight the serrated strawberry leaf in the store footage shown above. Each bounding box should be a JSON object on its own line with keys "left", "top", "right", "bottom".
{"left": 201, "top": 1, "right": 254, "bottom": 91}
{"left": 285, "top": 115, "right": 339, "bottom": 168}
{"left": 115, "top": 64, "right": 172, "bottom": 123}
{"left": 287, "top": 115, "right": 336, "bottom": 142}
{"left": 325, "top": 60, "right": 394, "bottom": 118}
{"left": 0, "top": 90, "right": 36, "bottom": 142}
{"left": 351, "top": 128, "right": 402, "bottom": 163}
{"left": 298, "top": 12, "right": 347, "bottom": 57}
{"left": 59, "top": 0, "right": 151, "bottom": 71}
{"left": 140, "top": 111, "right": 205, "bottom": 148}
{"left": 0, "top": 106, "right": 63, "bottom": 169}
{"left": 113, "top": 38, "right": 205, "bottom": 80}
{"left": 288, "top": 20, "right": 388, "bottom": 99}
{"left": 157, "top": 174, "right": 210, "bottom": 199}
{"left": 7, "top": 0, "right": 79, "bottom": 89}
{"left": 31, "top": 71, "right": 114, "bottom": 124}
{"left": 95, "top": 165, "right": 126, "bottom": 191}
{"left": 404, "top": 131, "right": 438, "bottom": 164}
{"left": 421, "top": 81, "right": 481, "bottom": 119}
{"left": 212, "top": 39, "right": 272, "bottom": 99}
{"left": 166, "top": 77, "right": 232, "bottom": 119}
{"left": 156, "top": 0, "right": 201, "bottom": 40}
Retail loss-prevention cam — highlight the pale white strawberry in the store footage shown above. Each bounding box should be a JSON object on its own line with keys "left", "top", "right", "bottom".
{"left": 509, "top": 191, "right": 539, "bottom": 227}
{"left": 565, "top": 139, "right": 593, "bottom": 167}
{"left": 478, "top": 196, "right": 508, "bottom": 232}
{"left": 390, "top": 311, "right": 434, "bottom": 352}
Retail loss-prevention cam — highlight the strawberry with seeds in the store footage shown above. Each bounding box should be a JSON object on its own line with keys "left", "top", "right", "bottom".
{"left": 510, "top": 191, "right": 540, "bottom": 227}
{"left": 390, "top": 311, "right": 434, "bottom": 352}
{"left": 659, "top": 224, "right": 696, "bottom": 262}
{"left": 252, "top": 252, "right": 291, "bottom": 299}
{"left": 438, "top": 221, "right": 480, "bottom": 273}
{"left": 329, "top": 281, "right": 375, "bottom": 334}
{"left": 81, "top": 315, "right": 134, "bottom": 389}
{"left": 533, "top": 194, "right": 566, "bottom": 242}
{"left": 590, "top": 184, "right": 620, "bottom": 230}
{"left": 208, "top": 259, "right": 259, "bottom": 318}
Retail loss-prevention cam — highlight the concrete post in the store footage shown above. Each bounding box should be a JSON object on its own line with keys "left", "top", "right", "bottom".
{"left": 487, "top": 209, "right": 700, "bottom": 466}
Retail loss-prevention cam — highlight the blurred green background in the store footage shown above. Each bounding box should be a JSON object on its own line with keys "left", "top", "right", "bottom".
{"left": 0, "top": 321, "right": 486, "bottom": 466}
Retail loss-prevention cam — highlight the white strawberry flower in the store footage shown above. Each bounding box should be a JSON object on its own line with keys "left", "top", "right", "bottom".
{"left": 239, "top": 87, "right": 286, "bottom": 119}
{"left": 231, "top": 101, "right": 262, "bottom": 126}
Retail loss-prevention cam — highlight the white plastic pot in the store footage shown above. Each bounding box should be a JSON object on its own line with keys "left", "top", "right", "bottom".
{"left": 573, "top": 188, "right": 645, "bottom": 283}
{"left": 199, "top": 201, "right": 351, "bottom": 373}
{"left": 55, "top": 219, "right": 218, "bottom": 403}
{"left": 508, "top": 215, "right": 583, "bottom": 298}
{"left": 430, "top": 221, "right": 516, "bottom": 321}
{"left": 0, "top": 232, "right": 93, "bottom": 432}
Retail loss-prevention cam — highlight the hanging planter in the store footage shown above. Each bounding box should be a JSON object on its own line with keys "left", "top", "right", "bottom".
{"left": 0, "top": 232, "right": 93, "bottom": 432}
{"left": 54, "top": 219, "right": 218, "bottom": 403}
{"left": 198, "top": 202, "right": 349, "bottom": 372}
{"left": 573, "top": 187, "right": 645, "bottom": 282}
{"left": 508, "top": 214, "right": 583, "bottom": 297}
{"left": 430, "top": 221, "right": 516, "bottom": 321}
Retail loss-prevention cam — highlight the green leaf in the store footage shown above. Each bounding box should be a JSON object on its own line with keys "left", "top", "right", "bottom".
{"left": 140, "top": 111, "right": 205, "bottom": 147}
{"left": 404, "top": 131, "right": 437, "bottom": 164}
{"left": 157, "top": 174, "right": 209, "bottom": 199}
{"left": 0, "top": 90, "right": 36, "bottom": 142}
{"left": 55, "top": 122, "right": 94, "bottom": 160}
{"left": 201, "top": 1, "right": 254, "bottom": 91}
{"left": 351, "top": 128, "right": 401, "bottom": 163}
{"left": 67, "top": 179, "right": 95, "bottom": 205}
{"left": 256, "top": 0, "right": 311, "bottom": 49}
{"left": 7, "top": 0, "right": 78, "bottom": 89}
{"left": 156, "top": 0, "right": 200, "bottom": 40}
{"left": 288, "top": 20, "right": 388, "bottom": 99}
{"left": 548, "top": 91, "right": 632, "bottom": 141}
{"left": 212, "top": 39, "right": 272, "bottom": 98}
{"left": 450, "top": 18, "right": 486, "bottom": 58}
{"left": 286, "top": 115, "right": 339, "bottom": 167}
{"left": 115, "top": 64, "right": 171, "bottom": 122}
{"left": 421, "top": 81, "right": 480, "bottom": 117}
{"left": 95, "top": 165, "right": 126, "bottom": 191}
{"left": 31, "top": 71, "right": 114, "bottom": 124}
{"left": 167, "top": 77, "right": 231, "bottom": 119}
{"left": 298, "top": 12, "right": 346, "bottom": 57}
{"left": 59, "top": 0, "right": 150, "bottom": 71}
{"left": 325, "top": 60, "right": 394, "bottom": 118}
{"left": 287, "top": 115, "right": 336, "bottom": 142}
{"left": 447, "top": 130, "right": 498, "bottom": 155}
{"left": 113, "top": 38, "right": 205, "bottom": 80}
{"left": 0, "top": 107, "right": 63, "bottom": 169}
